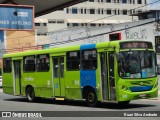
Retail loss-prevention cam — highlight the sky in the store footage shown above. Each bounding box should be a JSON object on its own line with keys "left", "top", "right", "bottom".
{"left": 147, "top": 0, "right": 160, "bottom": 10}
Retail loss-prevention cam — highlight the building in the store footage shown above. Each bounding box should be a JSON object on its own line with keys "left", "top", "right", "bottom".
{"left": 36, "top": 0, "right": 147, "bottom": 35}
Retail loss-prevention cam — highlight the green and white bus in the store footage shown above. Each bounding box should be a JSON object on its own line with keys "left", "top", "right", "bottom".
{"left": 2, "top": 40, "right": 158, "bottom": 106}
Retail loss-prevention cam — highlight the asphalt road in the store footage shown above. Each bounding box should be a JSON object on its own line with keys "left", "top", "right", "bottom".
{"left": 0, "top": 88, "right": 160, "bottom": 120}
{"left": 0, "top": 76, "right": 159, "bottom": 120}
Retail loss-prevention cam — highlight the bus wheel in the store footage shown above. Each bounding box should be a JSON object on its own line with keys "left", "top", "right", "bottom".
{"left": 26, "top": 87, "right": 35, "bottom": 102}
{"left": 85, "top": 89, "right": 97, "bottom": 107}
{"left": 118, "top": 101, "right": 130, "bottom": 105}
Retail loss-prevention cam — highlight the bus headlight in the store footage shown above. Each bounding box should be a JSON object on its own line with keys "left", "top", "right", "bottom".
{"left": 121, "top": 85, "right": 128, "bottom": 91}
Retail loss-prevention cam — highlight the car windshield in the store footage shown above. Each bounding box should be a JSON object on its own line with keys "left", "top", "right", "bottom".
{"left": 117, "top": 51, "right": 156, "bottom": 79}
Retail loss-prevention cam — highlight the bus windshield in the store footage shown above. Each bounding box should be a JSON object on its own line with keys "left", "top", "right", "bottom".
{"left": 117, "top": 51, "right": 156, "bottom": 79}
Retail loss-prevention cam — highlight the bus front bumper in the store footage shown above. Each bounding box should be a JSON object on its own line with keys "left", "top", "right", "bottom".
{"left": 117, "top": 87, "right": 158, "bottom": 102}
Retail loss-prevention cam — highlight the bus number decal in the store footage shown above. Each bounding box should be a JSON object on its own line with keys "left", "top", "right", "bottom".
{"left": 25, "top": 76, "right": 34, "bottom": 81}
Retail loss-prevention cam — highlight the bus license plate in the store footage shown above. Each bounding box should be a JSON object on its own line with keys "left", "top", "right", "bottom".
{"left": 139, "top": 94, "right": 146, "bottom": 98}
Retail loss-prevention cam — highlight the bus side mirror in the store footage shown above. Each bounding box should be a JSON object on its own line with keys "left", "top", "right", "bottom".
{"left": 157, "top": 65, "right": 160, "bottom": 75}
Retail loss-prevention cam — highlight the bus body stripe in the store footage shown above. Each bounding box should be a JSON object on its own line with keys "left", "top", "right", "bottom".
{"left": 80, "top": 44, "right": 96, "bottom": 50}
{"left": 130, "top": 86, "right": 153, "bottom": 92}
{"left": 80, "top": 70, "right": 96, "bottom": 88}
{"left": 80, "top": 44, "right": 96, "bottom": 89}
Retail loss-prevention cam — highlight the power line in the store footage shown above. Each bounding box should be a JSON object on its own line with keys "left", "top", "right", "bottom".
{"left": 2, "top": 0, "right": 160, "bottom": 41}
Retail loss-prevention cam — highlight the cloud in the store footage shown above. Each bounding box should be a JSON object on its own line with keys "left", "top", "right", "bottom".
{"left": 147, "top": 0, "right": 160, "bottom": 10}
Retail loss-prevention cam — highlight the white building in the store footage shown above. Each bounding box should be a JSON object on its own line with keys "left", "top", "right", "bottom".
{"left": 36, "top": 0, "right": 147, "bottom": 34}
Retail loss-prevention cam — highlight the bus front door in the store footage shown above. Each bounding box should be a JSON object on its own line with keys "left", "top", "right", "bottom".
{"left": 53, "top": 57, "right": 65, "bottom": 97}
{"left": 13, "top": 60, "right": 21, "bottom": 95}
{"left": 100, "top": 52, "right": 116, "bottom": 101}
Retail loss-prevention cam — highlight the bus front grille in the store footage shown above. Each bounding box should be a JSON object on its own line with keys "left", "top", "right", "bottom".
{"left": 129, "top": 86, "right": 153, "bottom": 92}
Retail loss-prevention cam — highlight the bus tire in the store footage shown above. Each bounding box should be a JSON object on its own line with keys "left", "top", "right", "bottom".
{"left": 118, "top": 101, "right": 130, "bottom": 105}
{"left": 26, "top": 87, "right": 35, "bottom": 102}
{"left": 85, "top": 89, "right": 97, "bottom": 107}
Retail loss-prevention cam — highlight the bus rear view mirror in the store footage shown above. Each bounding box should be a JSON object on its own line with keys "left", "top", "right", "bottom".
{"left": 157, "top": 64, "right": 160, "bottom": 75}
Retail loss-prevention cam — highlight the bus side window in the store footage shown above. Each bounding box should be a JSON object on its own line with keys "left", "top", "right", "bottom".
{"left": 23, "top": 56, "right": 35, "bottom": 72}
{"left": 37, "top": 54, "right": 50, "bottom": 72}
{"left": 3, "top": 58, "right": 12, "bottom": 73}
{"left": 66, "top": 51, "right": 80, "bottom": 71}
{"left": 81, "top": 49, "right": 97, "bottom": 70}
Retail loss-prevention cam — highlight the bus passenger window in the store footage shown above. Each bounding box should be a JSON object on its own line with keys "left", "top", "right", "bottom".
{"left": 37, "top": 54, "right": 49, "bottom": 72}
{"left": 81, "top": 50, "right": 97, "bottom": 70}
{"left": 66, "top": 51, "right": 80, "bottom": 71}
{"left": 53, "top": 58, "right": 58, "bottom": 77}
{"left": 23, "top": 56, "right": 35, "bottom": 72}
{"left": 60, "top": 57, "right": 64, "bottom": 77}
{"left": 3, "top": 58, "right": 12, "bottom": 73}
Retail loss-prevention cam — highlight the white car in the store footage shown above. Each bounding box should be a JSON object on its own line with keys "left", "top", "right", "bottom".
{"left": 0, "top": 76, "right": 2, "bottom": 88}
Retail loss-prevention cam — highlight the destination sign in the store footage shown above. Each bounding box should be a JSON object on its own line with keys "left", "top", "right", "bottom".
{"left": 120, "top": 41, "right": 153, "bottom": 49}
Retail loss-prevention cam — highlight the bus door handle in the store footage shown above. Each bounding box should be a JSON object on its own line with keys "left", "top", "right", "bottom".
{"left": 109, "top": 76, "right": 114, "bottom": 79}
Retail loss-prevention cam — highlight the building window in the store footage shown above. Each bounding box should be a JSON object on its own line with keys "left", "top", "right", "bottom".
{"left": 43, "top": 23, "right": 47, "bottom": 26}
{"left": 88, "top": 0, "right": 94, "bottom": 2}
{"left": 3, "top": 58, "right": 12, "bottom": 73}
{"left": 106, "top": 0, "right": 111, "bottom": 2}
{"left": 23, "top": 56, "right": 35, "bottom": 72}
{"left": 98, "top": 8, "right": 101, "bottom": 14}
{"left": 57, "top": 20, "right": 64, "bottom": 24}
{"left": 66, "top": 51, "right": 80, "bottom": 70}
{"left": 90, "top": 23, "right": 96, "bottom": 26}
{"left": 117, "top": 0, "right": 120, "bottom": 3}
{"left": 144, "top": 0, "right": 147, "bottom": 4}
{"left": 129, "top": 9, "right": 132, "bottom": 15}
{"left": 48, "top": 19, "right": 56, "bottom": 23}
{"left": 107, "top": 9, "right": 112, "bottom": 14}
{"left": 114, "top": 9, "right": 117, "bottom": 15}
{"left": 72, "top": 23, "right": 78, "bottom": 26}
{"left": 66, "top": 8, "right": 69, "bottom": 13}
{"left": 90, "top": 9, "right": 95, "bottom": 14}
{"left": 129, "top": 0, "right": 132, "bottom": 4}
{"left": 133, "top": 0, "right": 135, "bottom": 4}
{"left": 35, "top": 23, "right": 40, "bottom": 26}
{"left": 72, "top": 8, "right": 78, "bottom": 14}
{"left": 101, "top": 9, "right": 104, "bottom": 14}
{"left": 81, "top": 50, "right": 97, "bottom": 70}
{"left": 81, "top": 8, "right": 83, "bottom": 14}
{"left": 67, "top": 23, "right": 70, "bottom": 26}
{"left": 133, "top": 9, "right": 135, "bottom": 14}
{"left": 37, "top": 54, "right": 49, "bottom": 72}
{"left": 122, "top": 10, "right": 128, "bottom": 15}
{"left": 84, "top": 8, "right": 87, "bottom": 14}
{"left": 137, "top": 0, "right": 142, "bottom": 4}
{"left": 122, "top": 0, "right": 127, "bottom": 3}
{"left": 137, "top": 9, "right": 142, "bottom": 13}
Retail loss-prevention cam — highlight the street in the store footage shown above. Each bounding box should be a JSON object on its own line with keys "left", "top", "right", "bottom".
{"left": 0, "top": 88, "right": 160, "bottom": 120}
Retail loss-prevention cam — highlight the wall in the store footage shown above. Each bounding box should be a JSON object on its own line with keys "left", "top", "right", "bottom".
{"left": 6, "top": 30, "right": 36, "bottom": 50}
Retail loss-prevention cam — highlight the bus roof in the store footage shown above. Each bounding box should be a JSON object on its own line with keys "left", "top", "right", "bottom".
{"left": 2, "top": 40, "right": 152, "bottom": 58}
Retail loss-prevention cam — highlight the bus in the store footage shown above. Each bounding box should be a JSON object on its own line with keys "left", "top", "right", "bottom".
{"left": 2, "top": 40, "right": 158, "bottom": 106}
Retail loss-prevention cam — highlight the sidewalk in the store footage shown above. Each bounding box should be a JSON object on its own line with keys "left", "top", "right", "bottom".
{"left": 0, "top": 88, "right": 3, "bottom": 93}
